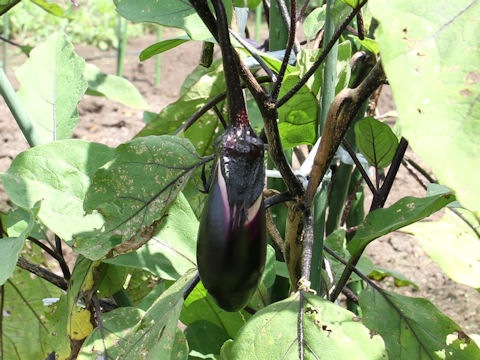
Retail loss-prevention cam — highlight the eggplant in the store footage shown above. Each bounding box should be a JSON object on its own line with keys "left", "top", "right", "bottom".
{"left": 195, "top": 0, "right": 267, "bottom": 311}
{"left": 197, "top": 123, "right": 266, "bottom": 311}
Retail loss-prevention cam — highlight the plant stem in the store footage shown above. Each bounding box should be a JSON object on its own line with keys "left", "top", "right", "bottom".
{"left": 112, "top": 288, "right": 133, "bottom": 307}
{"left": 155, "top": 26, "right": 163, "bottom": 86}
{"left": 16, "top": 256, "right": 67, "bottom": 290}
{"left": 255, "top": 3, "right": 262, "bottom": 42}
{"left": 28, "top": 236, "right": 71, "bottom": 280}
{"left": 0, "top": 284, "right": 4, "bottom": 359}
{"left": 276, "top": 0, "right": 368, "bottom": 108}
{"left": 0, "top": 68, "right": 43, "bottom": 147}
{"left": 342, "top": 139, "right": 376, "bottom": 194}
{"left": 318, "top": 0, "right": 338, "bottom": 132}
{"left": 116, "top": 15, "right": 128, "bottom": 77}
{"left": 3, "top": 13, "right": 9, "bottom": 72}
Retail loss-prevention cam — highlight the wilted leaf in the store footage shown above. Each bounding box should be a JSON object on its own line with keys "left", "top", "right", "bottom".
{"left": 360, "top": 286, "right": 480, "bottom": 359}
{"left": 15, "top": 32, "right": 87, "bottom": 142}
{"left": 104, "top": 193, "right": 198, "bottom": 280}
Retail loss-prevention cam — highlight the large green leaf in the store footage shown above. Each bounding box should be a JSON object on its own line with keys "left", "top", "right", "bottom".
{"left": 180, "top": 282, "right": 249, "bottom": 339}
{"left": 0, "top": 204, "right": 38, "bottom": 285}
{"left": 348, "top": 191, "right": 455, "bottom": 257}
{"left": 15, "top": 31, "right": 87, "bottom": 143}
{"left": 185, "top": 320, "right": 230, "bottom": 359}
{"left": 0, "top": 140, "right": 114, "bottom": 241}
{"left": 114, "top": 0, "right": 231, "bottom": 41}
{"left": 75, "top": 136, "right": 201, "bottom": 260}
{"left": 303, "top": 7, "right": 326, "bottom": 40}
{"left": 116, "top": 270, "right": 196, "bottom": 359}
{"left": 405, "top": 210, "right": 480, "bottom": 289}
{"left": 3, "top": 248, "right": 62, "bottom": 359}
{"left": 229, "top": 293, "right": 386, "bottom": 359}
{"left": 370, "top": 0, "right": 480, "bottom": 216}
{"left": 104, "top": 193, "right": 198, "bottom": 280}
{"left": 84, "top": 63, "right": 149, "bottom": 109}
{"left": 359, "top": 286, "right": 480, "bottom": 359}
{"left": 0, "top": 0, "right": 21, "bottom": 16}
{"left": 355, "top": 116, "right": 398, "bottom": 168}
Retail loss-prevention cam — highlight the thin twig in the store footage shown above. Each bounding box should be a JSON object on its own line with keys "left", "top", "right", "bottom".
{"left": 183, "top": 273, "right": 200, "bottom": 300}
{"left": 213, "top": 105, "right": 227, "bottom": 129}
{"left": 342, "top": 286, "right": 359, "bottom": 304}
{"left": 403, "top": 157, "right": 437, "bottom": 183}
{"left": 28, "top": 236, "right": 71, "bottom": 280}
{"left": 229, "top": 29, "right": 277, "bottom": 82}
{"left": 340, "top": 177, "right": 363, "bottom": 227}
{"left": 276, "top": 0, "right": 369, "bottom": 108}
{"left": 271, "top": 0, "right": 297, "bottom": 100}
{"left": 370, "top": 138, "right": 408, "bottom": 211}
{"left": 298, "top": 291, "right": 305, "bottom": 360}
{"left": 276, "top": 0, "right": 301, "bottom": 54}
{"left": 92, "top": 293, "right": 109, "bottom": 360}
{"left": 16, "top": 256, "right": 68, "bottom": 291}
{"left": 297, "top": 0, "right": 312, "bottom": 21}
{"left": 342, "top": 139, "right": 376, "bottom": 194}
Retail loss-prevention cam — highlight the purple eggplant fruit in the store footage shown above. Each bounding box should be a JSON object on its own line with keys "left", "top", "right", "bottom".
{"left": 197, "top": 121, "right": 266, "bottom": 311}
{"left": 195, "top": 0, "right": 266, "bottom": 312}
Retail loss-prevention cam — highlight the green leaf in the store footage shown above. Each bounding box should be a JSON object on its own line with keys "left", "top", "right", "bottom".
{"left": 78, "top": 307, "right": 145, "bottom": 360}
{"left": 114, "top": 0, "right": 229, "bottom": 41}
{"left": 140, "top": 35, "right": 191, "bottom": 61}
{"left": 0, "top": 139, "right": 114, "bottom": 241}
{"left": 3, "top": 248, "right": 62, "bottom": 359}
{"left": 97, "top": 263, "right": 129, "bottom": 297}
{"left": 348, "top": 192, "right": 455, "bottom": 257}
{"left": 358, "top": 37, "right": 379, "bottom": 55}
{"left": 15, "top": 31, "right": 87, "bottom": 143}
{"left": 230, "top": 293, "right": 386, "bottom": 359}
{"left": 370, "top": 0, "right": 480, "bottom": 216}
{"left": 31, "top": 0, "right": 67, "bottom": 17}
{"left": 339, "top": 0, "right": 359, "bottom": 8}
{"left": 0, "top": 204, "right": 38, "bottom": 285}
{"left": 277, "top": 74, "right": 318, "bottom": 149}
{"left": 404, "top": 210, "right": 480, "bottom": 289}
{"left": 136, "top": 60, "right": 224, "bottom": 156}
{"left": 0, "top": 0, "right": 21, "bottom": 16}
{"left": 354, "top": 116, "right": 399, "bottom": 168}
{"left": 84, "top": 63, "right": 149, "bottom": 109}
{"left": 359, "top": 287, "right": 480, "bottom": 359}
{"left": 219, "top": 340, "right": 235, "bottom": 360}
{"left": 117, "top": 269, "right": 197, "bottom": 359}
{"left": 185, "top": 320, "right": 230, "bottom": 358}
{"left": 180, "top": 282, "right": 249, "bottom": 339}
{"left": 104, "top": 193, "right": 198, "bottom": 280}
{"left": 75, "top": 136, "right": 201, "bottom": 260}
{"left": 368, "top": 266, "right": 419, "bottom": 290}
{"left": 303, "top": 7, "right": 326, "bottom": 40}
{"left": 324, "top": 229, "right": 374, "bottom": 284}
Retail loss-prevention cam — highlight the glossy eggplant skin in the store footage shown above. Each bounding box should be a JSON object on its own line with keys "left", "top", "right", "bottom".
{"left": 197, "top": 123, "right": 266, "bottom": 312}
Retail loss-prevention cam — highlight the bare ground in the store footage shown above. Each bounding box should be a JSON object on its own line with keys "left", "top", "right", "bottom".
{"left": 0, "top": 30, "right": 479, "bottom": 335}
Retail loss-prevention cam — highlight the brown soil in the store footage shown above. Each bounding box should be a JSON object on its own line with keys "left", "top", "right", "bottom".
{"left": 1, "top": 30, "right": 479, "bottom": 336}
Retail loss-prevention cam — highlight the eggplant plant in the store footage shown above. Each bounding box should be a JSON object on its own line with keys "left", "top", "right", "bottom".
{"left": 0, "top": 0, "right": 479, "bottom": 359}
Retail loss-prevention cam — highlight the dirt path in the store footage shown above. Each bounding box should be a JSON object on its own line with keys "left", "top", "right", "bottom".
{"left": 1, "top": 31, "right": 478, "bottom": 335}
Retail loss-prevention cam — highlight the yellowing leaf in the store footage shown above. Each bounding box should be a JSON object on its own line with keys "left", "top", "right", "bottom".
{"left": 68, "top": 308, "right": 94, "bottom": 340}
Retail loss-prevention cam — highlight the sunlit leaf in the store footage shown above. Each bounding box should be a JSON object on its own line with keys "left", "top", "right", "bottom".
{"left": 371, "top": 0, "right": 480, "bottom": 216}
{"left": 0, "top": 140, "right": 114, "bottom": 241}
{"left": 348, "top": 191, "right": 455, "bottom": 257}
{"left": 15, "top": 32, "right": 87, "bottom": 142}
{"left": 140, "top": 35, "right": 191, "bottom": 61}
{"left": 405, "top": 209, "right": 480, "bottom": 288}
{"left": 85, "top": 63, "right": 149, "bottom": 109}
{"left": 229, "top": 293, "right": 386, "bottom": 359}
{"left": 360, "top": 286, "right": 480, "bottom": 359}
{"left": 75, "top": 136, "right": 201, "bottom": 260}
{"left": 104, "top": 193, "right": 198, "bottom": 280}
